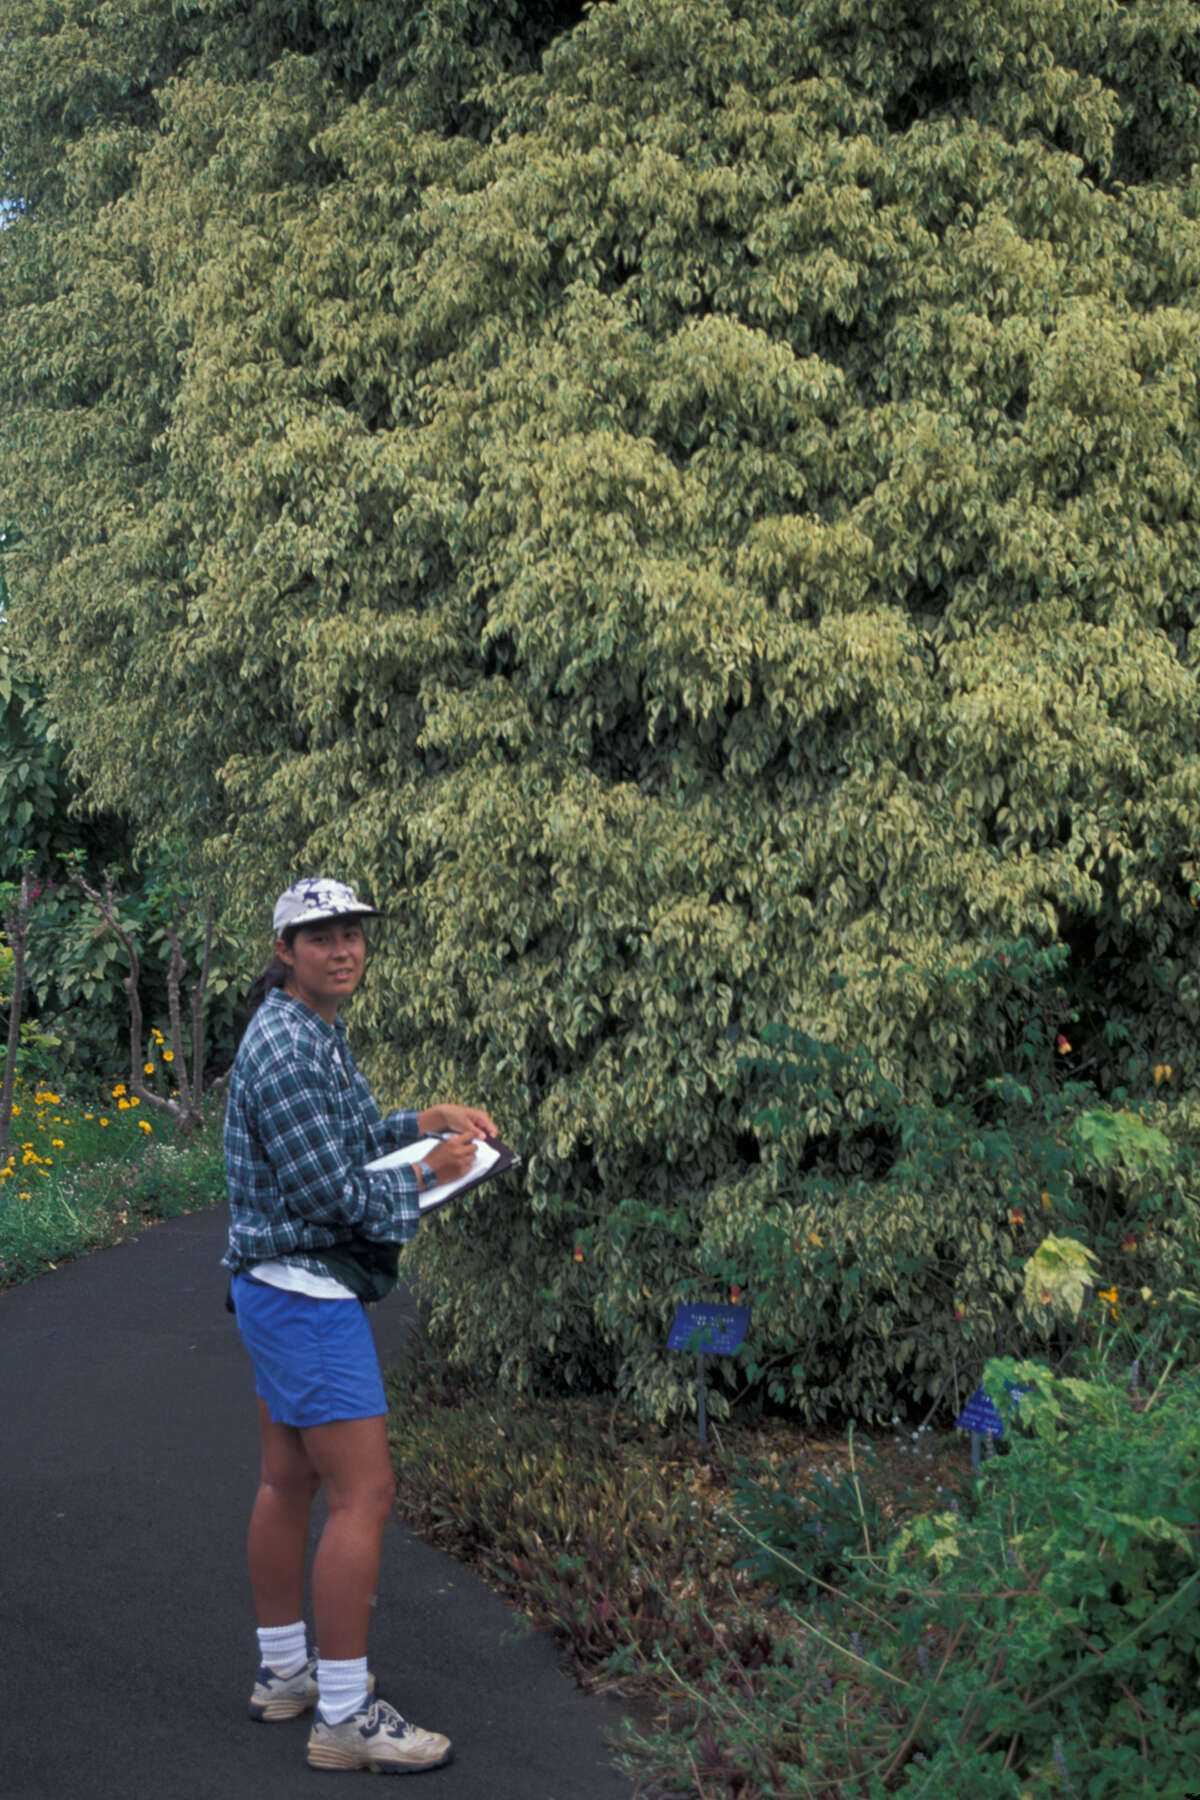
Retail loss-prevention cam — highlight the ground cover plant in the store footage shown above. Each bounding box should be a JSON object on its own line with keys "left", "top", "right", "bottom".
{"left": 386, "top": 1281, "right": 1200, "bottom": 1799}
{"left": 0, "top": 1073, "right": 226, "bottom": 1289}
{"left": 613, "top": 1346, "right": 1200, "bottom": 1799}
{"left": 384, "top": 1325, "right": 971, "bottom": 1716}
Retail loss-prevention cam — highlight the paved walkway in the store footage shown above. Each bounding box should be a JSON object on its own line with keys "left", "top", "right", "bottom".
{"left": 0, "top": 1205, "right": 636, "bottom": 1800}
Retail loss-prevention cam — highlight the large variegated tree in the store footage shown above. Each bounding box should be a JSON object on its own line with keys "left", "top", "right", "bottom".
{"left": 4, "top": 0, "right": 1200, "bottom": 1417}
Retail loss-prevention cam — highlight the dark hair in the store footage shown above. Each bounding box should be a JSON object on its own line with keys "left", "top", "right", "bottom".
{"left": 242, "top": 925, "right": 298, "bottom": 1024}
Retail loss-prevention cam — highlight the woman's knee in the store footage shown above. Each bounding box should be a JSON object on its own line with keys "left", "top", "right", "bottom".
{"left": 302, "top": 1416, "right": 395, "bottom": 1520}
{"left": 261, "top": 1462, "right": 321, "bottom": 1509}
{"left": 334, "top": 1465, "right": 396, "bottom": 1524}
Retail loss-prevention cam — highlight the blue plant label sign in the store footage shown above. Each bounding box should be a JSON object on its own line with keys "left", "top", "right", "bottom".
{"left": 668, "top": 1303, "right": 751, "bottom": 1356}
{"left": 956, "top": 1382, "right": 1029, "bottom": 1438}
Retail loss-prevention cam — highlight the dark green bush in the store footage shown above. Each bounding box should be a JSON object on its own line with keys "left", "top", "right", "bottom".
{"left": 618, "top": 1348, "right": 1200, "bottom": 1799}
{"left": 700, "top": 956, "right": 1200, "bottom": 1425}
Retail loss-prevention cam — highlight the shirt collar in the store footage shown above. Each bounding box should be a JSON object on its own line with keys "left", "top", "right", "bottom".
{"left": 264, "top": 986, "right": 347, "bottom": 1039}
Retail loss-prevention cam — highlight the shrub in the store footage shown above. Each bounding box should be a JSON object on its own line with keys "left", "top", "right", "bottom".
{"left": 618, "top": 1347, "right": 1200, "bottom": 1799}
{"left": 8, "top": 1, "right": 1200, "bottom": 1413}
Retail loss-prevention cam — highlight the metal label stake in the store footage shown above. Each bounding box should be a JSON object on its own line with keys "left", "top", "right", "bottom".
{"left": 667, "top": 1303, "right": 751, "bottom": 1445}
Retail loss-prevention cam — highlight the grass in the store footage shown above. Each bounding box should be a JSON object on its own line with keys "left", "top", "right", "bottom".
{"left": 0, "top": 1073, "right": 226, "bottom": 1288}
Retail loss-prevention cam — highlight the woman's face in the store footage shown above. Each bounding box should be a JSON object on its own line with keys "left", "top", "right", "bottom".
{"left": 278, "top": 918, "right": 366, "bottom": 1022}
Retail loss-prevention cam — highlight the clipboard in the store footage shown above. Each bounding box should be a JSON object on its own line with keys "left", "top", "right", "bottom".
{"left": 365, "top": 1134, "right": 520, "bottom": 1213}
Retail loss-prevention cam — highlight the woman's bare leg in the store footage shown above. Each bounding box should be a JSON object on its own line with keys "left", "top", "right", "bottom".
{"left": 247, "top": 1398, "right": 321, "bottom": 1626}
{"left": 301, "top": 1413, "right": 396, "bottom": 1661}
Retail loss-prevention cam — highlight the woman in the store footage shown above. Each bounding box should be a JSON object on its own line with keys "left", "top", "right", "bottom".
{"left": 222, "top": 877, "right": 497, "bottom": 1775}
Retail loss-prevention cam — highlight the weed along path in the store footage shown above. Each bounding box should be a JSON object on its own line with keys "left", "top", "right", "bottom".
{"left": 0, "top": 1203, "right": 634, "bottom": 1800}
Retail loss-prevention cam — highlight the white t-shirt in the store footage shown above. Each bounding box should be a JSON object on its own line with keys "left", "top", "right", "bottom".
{"left": 248, "top": 1259, "right": 356, "bottom": 1301}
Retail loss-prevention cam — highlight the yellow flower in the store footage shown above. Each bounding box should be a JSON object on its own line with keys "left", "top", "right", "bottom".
{"left": 162, "top": 1050, "right": 174, "bottom": 1063}
{"left": 51, "top": 1139, "right": 64, "bottom": 1148}
{"left": 112, "top": 1084, "right": 126, "bottom": 1098}
{"left": 144, "top": 1063, "right": 155, "bottom": 1076}
{"left": 151, "top": 1029, "right": 164, "bottom": 1044}
{"left": 129, "top": 1095, "right": 139, "bottom": 1106}
{"left": 117, "top": 1099, "right": 130, "bottom": 1111}
{"left": 99, "top": 1117, "right": 109, "bottom": 1127}
{"left": 84, "top": 1113, "right": 94, "bottom": 1120}
{"left": 1098, "top": 1285, "right": 1119, "bottom": 1320}
{"left": 139, "top": 1120, "right": 152, "bottom": 1134}
{"left": 18, "top": 1190, "right": 29, "bottom": 1200}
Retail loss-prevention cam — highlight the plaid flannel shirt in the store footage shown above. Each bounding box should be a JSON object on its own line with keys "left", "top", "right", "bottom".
{"left": 222, "top": 988, "right": 423, "bottom": 1280}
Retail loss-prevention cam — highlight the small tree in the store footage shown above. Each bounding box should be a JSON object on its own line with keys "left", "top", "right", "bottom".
{"left": 70, "top": 870, "right": 215, "bottom": 1132}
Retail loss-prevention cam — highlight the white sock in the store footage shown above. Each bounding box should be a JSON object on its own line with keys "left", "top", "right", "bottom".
{"left": 257, "top": 1620, "right": 309, "bottom": 1678}
{"left": 317, "top": 1656, "right": 370, "bottom": 1724}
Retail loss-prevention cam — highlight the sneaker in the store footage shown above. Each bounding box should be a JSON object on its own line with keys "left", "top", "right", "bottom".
{"left": 249, "top": 1655, "right": 319, "bottom": 1721}
{"left": 250, "top": 1659, "right": 375, "bottom": 1722}
{"left": 306, "top": 1697, "right": 452, "bottom": 1773}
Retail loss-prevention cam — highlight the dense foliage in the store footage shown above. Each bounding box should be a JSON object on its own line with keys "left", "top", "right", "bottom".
{"left": 621, "top": 1352, "right": 1200, "bottom": 1798}
{"left": 4, "top": 0, "right": 1200, "bottom": 1414}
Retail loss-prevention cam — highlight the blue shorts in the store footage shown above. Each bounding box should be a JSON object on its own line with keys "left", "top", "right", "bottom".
{"left": 231, "top": 1274, "right": 388, "bottom": 1428}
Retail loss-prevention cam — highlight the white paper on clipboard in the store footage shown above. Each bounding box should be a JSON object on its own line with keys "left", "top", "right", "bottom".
{"left": 365, "top": 1135, "right": 513, "bottom": 1212}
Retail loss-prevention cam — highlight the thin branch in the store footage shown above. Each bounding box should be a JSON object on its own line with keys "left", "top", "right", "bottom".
{"left": 189, "top": 897, "right": 215, "bottom": 1113}
{"left": 165, "top": 903, "right": 191, "bottom": 1114}
{"left": 0, "top": 869, "right": 32, "bottom": 1162}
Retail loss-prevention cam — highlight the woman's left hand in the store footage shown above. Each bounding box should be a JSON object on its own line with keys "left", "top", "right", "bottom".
{"left": 419, "top": 1102, "right": 500, "bottom": 1139}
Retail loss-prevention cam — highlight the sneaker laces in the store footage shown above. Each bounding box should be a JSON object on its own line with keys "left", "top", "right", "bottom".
{"left": 368, "top": 1699, "right": 412, "bottom": 1737}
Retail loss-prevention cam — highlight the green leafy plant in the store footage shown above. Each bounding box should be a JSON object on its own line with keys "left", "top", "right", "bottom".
{"left": 618, "top": 1340, "right": 1200, "bottom": 1800}
{"left": 0, "top": 1085, "right": 226, "bottom": 1288}
{"left": 731, "top": 1433, "right": 885, "bottom": 1599}
{"left": 701, "top": 973, "right": 1200, "bottom": 1424}
{"left": 7, "top": 0, "right": 1200, "bottom": 1414}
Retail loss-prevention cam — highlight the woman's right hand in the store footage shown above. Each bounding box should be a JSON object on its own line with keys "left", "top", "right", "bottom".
{"left": 425, "top": 1129, "right": 479, "bottom": 1186}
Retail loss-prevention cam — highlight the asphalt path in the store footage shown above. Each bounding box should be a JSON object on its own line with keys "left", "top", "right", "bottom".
{"left": 0, "top": 1205, "right": 636, "bottom": 1800}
